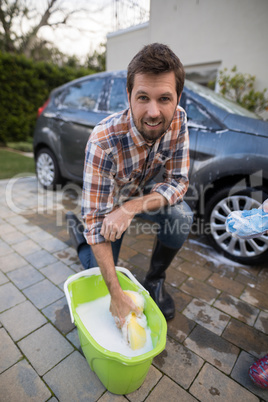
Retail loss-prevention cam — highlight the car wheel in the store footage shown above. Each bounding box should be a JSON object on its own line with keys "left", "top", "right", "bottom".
{"left": 36, "top": 148, "right": 62, "bottom": 189}
{"left": 205, "top": 186, "right": 268, "bottom": 265}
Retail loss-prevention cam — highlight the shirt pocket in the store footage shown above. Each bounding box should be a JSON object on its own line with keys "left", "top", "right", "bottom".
{"left": 150, "top": 151, "right": 172, "bottom": 172}
{"left": 114, "top": 169, "right": 141, "bottom": 186}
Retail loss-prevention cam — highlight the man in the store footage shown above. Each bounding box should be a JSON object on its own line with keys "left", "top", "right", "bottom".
{"left": 67, "top": 43, "right": 193, "bottom": 326}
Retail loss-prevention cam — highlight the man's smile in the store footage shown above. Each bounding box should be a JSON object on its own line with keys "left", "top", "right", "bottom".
{"left": 145, "top": 120, "right": 162, "bottom": 127}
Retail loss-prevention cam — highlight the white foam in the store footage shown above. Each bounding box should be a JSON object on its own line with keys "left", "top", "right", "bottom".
{"left": 76, "top": 294, "right": 153, "bottom": 357}
{"left": 187, "top": 240, "right": 247, "bottom": 268}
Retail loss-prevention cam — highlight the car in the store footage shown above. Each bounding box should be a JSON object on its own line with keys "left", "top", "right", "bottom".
{"left": 33, "top": 70, "right": 268, "bottom": 265}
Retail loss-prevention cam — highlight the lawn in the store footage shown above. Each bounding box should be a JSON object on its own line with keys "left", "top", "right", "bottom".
{"left": 0, "top": 149, "right": 36, "bottom": 180}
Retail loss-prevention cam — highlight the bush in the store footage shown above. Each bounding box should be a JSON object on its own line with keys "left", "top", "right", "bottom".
{"left": 0, "top": 52, "right": 95, "bottom": 144}
{"left": 218, "top": 66, "right": 268, "bottom": 115}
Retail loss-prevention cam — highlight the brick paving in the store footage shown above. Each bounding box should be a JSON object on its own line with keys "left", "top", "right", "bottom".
{"left": 0, "top": 176, "right": 268, "bottom": 401}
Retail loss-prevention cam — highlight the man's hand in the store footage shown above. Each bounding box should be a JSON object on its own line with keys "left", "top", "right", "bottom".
{"left": 262, "top": 199, "right": 268, "bottom": 235}
{"left": 110, "top": 289, "right": 141, "bottom": 328}
{"left": 100, "top": 205, "right": 135, "bottom": 242}
{"left": 100, "top": 192, "right": 167, "bottom": 242}
{"left": 262, "top": 199, "right": 268, "bottom": 213}
{"left": 91, "top": 242, "right": 140, "bottom": 327}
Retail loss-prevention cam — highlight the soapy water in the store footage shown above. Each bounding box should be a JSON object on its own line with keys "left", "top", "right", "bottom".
{"left": 76, "top": 294, "right": 154, "bottom": 357}
{"left": 226, "top": 208, "right": 268, "bottom": 239}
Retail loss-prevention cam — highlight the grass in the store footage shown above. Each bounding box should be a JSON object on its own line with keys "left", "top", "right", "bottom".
{"left": 7, "top": 141, "right": 33, "bottom": 153}
{"left": 0, "top": 149, "right": 35, "bottom": 180}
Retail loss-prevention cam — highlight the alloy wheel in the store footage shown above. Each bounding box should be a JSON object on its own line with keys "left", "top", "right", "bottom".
{"left": 210, "top": 195, "right": 268, "bottom": 260}
{"left": 36, "top": 152, "right": 55, "bottom": 187}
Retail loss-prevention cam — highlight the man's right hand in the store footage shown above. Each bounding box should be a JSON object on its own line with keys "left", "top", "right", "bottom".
{"left": 91, "top": 242, "right": 141, "bottom": 328}
{"left": 110, "top": 288, "right": 141, "bottom": 328}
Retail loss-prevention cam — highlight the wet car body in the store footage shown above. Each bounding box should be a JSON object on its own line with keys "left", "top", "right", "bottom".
{"left": 181, "top": 83, "right": 268, "bottom": 212}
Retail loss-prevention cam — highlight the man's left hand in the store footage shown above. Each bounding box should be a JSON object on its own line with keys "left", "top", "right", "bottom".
{"left": 100, "top": 205, "right": 135, "bottom": 242}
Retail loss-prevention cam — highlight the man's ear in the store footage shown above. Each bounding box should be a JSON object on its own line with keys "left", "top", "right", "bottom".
{"left": 127, "top": 88, "right": 130, "bottom": 104}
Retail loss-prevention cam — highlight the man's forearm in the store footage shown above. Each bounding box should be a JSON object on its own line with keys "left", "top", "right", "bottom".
{"left": 91, "top": 242, "right": 121, "bottom": 297}
{"left": 122, "top": 191, "right": 168, "bottom": 216}
{"left": 91, "top": 241, "right": 139, "bottom": 326}
{"left": 91, "top": 194, "right": 168, "bottom": 296}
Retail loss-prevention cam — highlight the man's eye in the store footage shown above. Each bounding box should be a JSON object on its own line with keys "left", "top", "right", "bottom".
{"left": 138, "top": 96, "right": 148, "bottom": 101}
{"left": 161, "top": 97, "right": 170, "bottom": 102}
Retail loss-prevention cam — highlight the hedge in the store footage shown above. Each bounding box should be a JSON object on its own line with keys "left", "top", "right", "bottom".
{"left": 0, "top": 52, "right": 95, "bottom": 144}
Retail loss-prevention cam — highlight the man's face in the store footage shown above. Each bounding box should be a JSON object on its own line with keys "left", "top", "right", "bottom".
{"left": 128, "top": 71, "right": 179, "bottom": 142}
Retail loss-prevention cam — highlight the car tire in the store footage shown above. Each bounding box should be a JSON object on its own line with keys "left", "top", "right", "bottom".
{"left": 205, "top": 186, "right": 268, "bottom": 265}
{"left": 36, "top": 148, "right": 63, "bottom": 189}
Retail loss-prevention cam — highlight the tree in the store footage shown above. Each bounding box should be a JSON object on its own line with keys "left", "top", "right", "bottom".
{"left": 0, "top": 0, "right": 99, "bottom": 63}
{"left": 218, "top": 66, "right": 268, "bottom": 115}
{"left": 0, "top": 0, "right": 21, "bottom": 52}
{"left": 20, "top": 0, "right": 81, "bottom": 58}
{"left": 86, "top": 42, "right": 106, "bottom": 72}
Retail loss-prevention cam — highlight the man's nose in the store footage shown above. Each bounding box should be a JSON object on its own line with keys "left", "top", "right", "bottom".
{"left": 147, "top": 101, "right": 160, "bottom": 118}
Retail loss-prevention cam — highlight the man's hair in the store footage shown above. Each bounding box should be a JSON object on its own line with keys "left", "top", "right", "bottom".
{"left": 127, "top": 43, "right": 185, "bottom": 100}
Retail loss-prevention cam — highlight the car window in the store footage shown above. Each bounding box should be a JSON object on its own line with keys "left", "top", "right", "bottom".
{"left": 58, "top": 78, "right": 105, "bottom": 111}
{"left": 185, "top": 79, "right": 260, "bottom": 119}
{"left": 186, "top": 98, "right": 222, "bottom": 130}
{"left": 108, "top": 78, "right": 129, "bottom": 112}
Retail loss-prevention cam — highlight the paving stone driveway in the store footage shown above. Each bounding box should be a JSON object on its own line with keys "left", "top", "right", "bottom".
{"left": 0, "top": 176, "right": 267, "bottom": 401}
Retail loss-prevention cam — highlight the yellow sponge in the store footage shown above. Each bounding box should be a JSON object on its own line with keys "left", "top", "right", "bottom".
{"left": 127, "top": 313, "right": 147, "bottom": 350}
{"left": 123, "top": 290, "right": 147, "bottom": 350}
{"left": 124, "top": 290, "right": 144, "bottom": 312}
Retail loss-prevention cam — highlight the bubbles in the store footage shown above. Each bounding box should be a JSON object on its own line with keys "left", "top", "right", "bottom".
{"left": 76, "top": 294, "right": 153, "bottom": 357}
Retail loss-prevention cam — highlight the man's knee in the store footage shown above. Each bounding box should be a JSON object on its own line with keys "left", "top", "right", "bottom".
{"left": 167, "top": 201, "right": 193, "bottom": 226}
{"left": 156, "top": 202, "right": 193, "bottom": 249}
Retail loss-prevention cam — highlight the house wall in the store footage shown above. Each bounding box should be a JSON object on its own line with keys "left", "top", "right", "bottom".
{"left": 106, "top": 22, "right": 150, "bottom": 71}
{"left": 106, "top": 0, "right": 268, "bottom": 93}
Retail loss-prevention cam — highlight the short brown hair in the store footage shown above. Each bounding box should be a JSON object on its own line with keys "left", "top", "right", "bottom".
{"left": 127, "top": 43, "right": 185, "bottom": 100}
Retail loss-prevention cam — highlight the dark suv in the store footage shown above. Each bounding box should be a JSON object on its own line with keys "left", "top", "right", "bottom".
{"left": 33, "top": 71, "right": 268, "bottom": 265}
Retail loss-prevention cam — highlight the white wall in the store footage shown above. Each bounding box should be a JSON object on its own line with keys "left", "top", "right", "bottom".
{"left": 106, "top": 0, "right": 268, "bottom": 93}
{"left": 106, "top": 22, "right": 150, "bottom": 71}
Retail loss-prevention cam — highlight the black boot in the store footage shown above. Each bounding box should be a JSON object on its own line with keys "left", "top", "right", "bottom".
{"left": 143, "top": 238, "right": 179, "bottom": 320}
{"left": 66, "top": 212, "right": 87, "bottom": 252}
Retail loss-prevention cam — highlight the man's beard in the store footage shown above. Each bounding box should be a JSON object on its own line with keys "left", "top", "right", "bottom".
{"left": 130, "top": 105, "right": 177, "bottom": 143}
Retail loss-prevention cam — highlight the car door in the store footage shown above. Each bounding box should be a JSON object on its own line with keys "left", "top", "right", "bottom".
{"left": 54, "top": 76, "right": 110, "bottom": 179}
{"left": 183, "top": 94, "right": 224, "bottom": 212}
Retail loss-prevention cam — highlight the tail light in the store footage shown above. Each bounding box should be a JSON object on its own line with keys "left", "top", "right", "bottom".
{"left": 37, "top": 99, "right": 50, "bottom": 118}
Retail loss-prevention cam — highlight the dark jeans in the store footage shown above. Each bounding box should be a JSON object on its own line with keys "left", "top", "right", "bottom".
{"left": 78, "top": 201, "right": 193, "bottom": 269}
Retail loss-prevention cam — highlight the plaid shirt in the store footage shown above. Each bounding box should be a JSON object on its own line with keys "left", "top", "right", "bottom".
{"left": 82, "top": 106, "right": 190, "bottom": 245}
